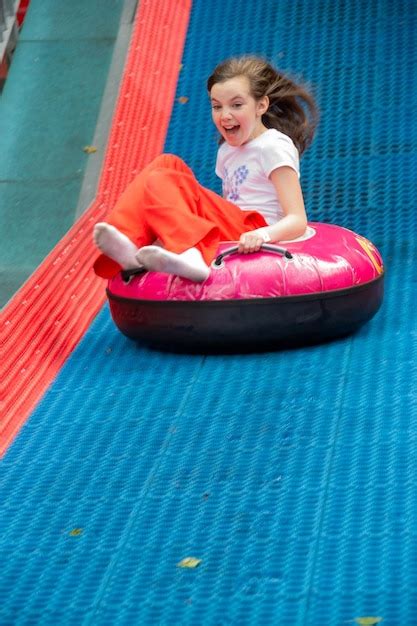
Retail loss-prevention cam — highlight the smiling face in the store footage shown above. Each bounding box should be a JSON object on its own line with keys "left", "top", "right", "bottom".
{"left": 210, "top": 75, "right": 269, "bottom": 146}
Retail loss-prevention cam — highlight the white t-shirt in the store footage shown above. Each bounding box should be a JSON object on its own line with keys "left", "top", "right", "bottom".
{"left": 215, "top": 128, "right": 300, "bottom": 225}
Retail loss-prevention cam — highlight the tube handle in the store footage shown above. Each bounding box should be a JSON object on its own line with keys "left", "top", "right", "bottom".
{"left": 213, "top": 244, "right": 293, "bottom": 267}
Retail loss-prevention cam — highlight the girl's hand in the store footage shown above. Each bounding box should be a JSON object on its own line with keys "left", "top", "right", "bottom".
{"left": 238, "top": 228, "right": 271, "bottom": 254}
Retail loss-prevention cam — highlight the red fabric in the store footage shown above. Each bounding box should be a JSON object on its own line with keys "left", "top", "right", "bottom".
{"left": 93, "top": 154, "right": 267, "bottom": 278}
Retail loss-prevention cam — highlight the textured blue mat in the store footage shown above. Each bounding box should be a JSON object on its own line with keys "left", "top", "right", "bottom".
{"left": 1, "top": 1, "right": 417, "bottom": 625}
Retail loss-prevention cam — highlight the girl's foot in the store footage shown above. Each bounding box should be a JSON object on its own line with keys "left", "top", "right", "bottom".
{"left": 136, "top": 246, "right": 210, "bottom": 282}
{"left": 93, "top": 223, "right": 142, "bottom": 270}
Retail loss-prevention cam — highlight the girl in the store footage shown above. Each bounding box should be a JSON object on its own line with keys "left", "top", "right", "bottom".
{"left": 93, "top": 56, "right": 318, "bottom": 282}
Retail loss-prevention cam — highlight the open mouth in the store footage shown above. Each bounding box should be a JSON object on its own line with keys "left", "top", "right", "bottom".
{"left": 223, "top": 125, "right": 240, "bottom": 136}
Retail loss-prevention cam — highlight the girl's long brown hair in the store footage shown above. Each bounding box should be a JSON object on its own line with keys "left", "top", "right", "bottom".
{"left": 207, "top": 56, "right": 319, "bottom": 154}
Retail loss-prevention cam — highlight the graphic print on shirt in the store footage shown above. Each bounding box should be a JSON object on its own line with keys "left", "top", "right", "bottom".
{"left": 222, "top": 165, "right": 249, "bottom": 201}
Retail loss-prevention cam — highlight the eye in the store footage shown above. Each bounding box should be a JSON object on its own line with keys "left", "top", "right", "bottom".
{"left": 211, "top": 104, "right": 221, "bottom": 111}
{"left": 232, "top": 102, "right": 243, "bottom": 108}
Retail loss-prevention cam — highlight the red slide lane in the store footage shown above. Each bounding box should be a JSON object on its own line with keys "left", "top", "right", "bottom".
{"left": 0, "top": 0, "right": 193, "bottom": 456}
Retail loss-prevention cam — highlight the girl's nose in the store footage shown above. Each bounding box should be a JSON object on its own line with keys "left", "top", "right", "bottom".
{"left": 221, "top": 109, "right": 232, "bottom": 121}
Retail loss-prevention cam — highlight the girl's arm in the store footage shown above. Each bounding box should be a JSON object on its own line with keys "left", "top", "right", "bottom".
{"left": 238, "top": 166, "right": 307, "bottom": 253}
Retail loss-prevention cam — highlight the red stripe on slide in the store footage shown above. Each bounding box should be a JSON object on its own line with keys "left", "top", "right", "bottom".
{"left": 0, "top": 0, "right": 192, "bottom": 456}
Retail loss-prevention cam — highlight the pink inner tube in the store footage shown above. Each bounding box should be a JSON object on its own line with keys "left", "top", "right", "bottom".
{"left": 107, "top": 222, "right": 384, "bottom": 351}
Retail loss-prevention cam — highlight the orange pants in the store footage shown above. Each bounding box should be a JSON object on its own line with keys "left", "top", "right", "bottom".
{"left": 93, "top": 154, "right": 267, "bottom": 278}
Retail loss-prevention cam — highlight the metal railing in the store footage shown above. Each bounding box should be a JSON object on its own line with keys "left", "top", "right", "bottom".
{"left": 0, "top": 0, "right": 19, "bottom": 68}
{"left": 0, "top": 0, "right": 20, "bottom": 90}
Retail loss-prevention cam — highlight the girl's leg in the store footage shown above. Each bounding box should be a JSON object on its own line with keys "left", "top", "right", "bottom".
{"left": 137, "top": 246, "right": 210, "bottom": 282}
{"left": 93, "top": 153, "right": 267, "bottom": 279}
{"left": 93, "top": 154, "right": 195, "bottom": 277}
{"left": 93, "top": 223, "right": 143, "bottom": 271}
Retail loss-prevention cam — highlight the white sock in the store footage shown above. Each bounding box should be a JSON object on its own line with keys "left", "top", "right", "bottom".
{"left": 136, "top": 246, "right": 210, "bottom": 282}
{"left": 93, "top": 223, "right": 142, "bottom": 270}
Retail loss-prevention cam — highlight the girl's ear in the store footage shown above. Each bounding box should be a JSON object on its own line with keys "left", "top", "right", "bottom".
{"left": 257, "top": 95, "right": 269, "bottom": 116}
